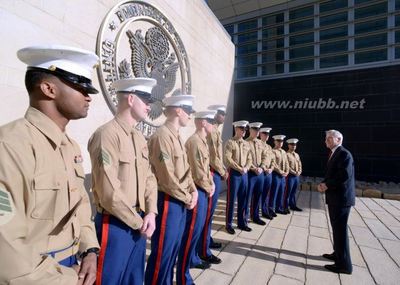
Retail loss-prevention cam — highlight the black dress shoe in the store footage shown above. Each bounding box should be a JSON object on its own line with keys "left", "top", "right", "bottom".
{"left": 291, "top": 206, "right": 303, "bottom": 211}
{"left": 284, "top": 208, "right": 290, "bottom": 214}
{"left": 226, "top": 226, "right": 235, "bottom": 235}
{"left": 209, "top": 242, "right": 222, "bottom": 249}
{"left": 201, "top": 254, "right": 222, "bottom": 264}
{"left": 271, "top": 211, "right": 277, "bottom": 217}
{"left": 324, "top": 264, "right": 352, "bottom": 274}
{"left": 253, "top": 219, "right": 266, "bottom": 225}
{"left": 276, "top": 210, "right": 287, "bottom": 215}
{"left": 322, "top": 253, "right": 336, "bottom": 261}
{"left": 192, "top": 261, "right": 211, "bottom": 270}
{"left": 262, "top": 213, "right": 273, "bottom": 220}
{"left": 238, "top": 226, "right": 252, "bottom": 232}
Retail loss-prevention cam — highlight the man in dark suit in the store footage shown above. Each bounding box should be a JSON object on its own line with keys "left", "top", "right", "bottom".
{"left": 318, "top": 129, "right": 355, "bottom": 275}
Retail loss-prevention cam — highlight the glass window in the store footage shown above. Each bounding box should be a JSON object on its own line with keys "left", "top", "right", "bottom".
{"left": 396, "top": 0, "right": 400, "bottom": 10}
{"left": 262, "top": 63, "right": 284, "bottom": 75}
{"left": 289, "top": 6, "right": 314, "bottom": 20}
{"left": 355, "top": 33, "right": 387, "bottom": 49}
{"left": 262, "top": 13, "right": 284, "bottom": 26}
{"left": 237, "top": 31, "right": 258, "bottom": 44}
{"left": 237, "top": 43, "right": 257, "bottom": 55}
{"left": 320, "top": 12, "right": 348, "bottom": 27}
{"left": 395, "top": 15, "right": 400, "bottom": 27}
{"left": 289, "top": 59, "right": 314, "bottom": 72}
{"left": 320, "top": 40, "right": 348, "bottom": 54}
{"left": 320, "top": 54, "right": 348, "bottom": 68}
{"left": 224, "top": 25, "right": 234, "bottom": 35}
{"left": 262, "top": 26, "right": 284, "bottom": 38}
{"left": 290, "top": 45, "right": 314, "bottom": 59}
{"left": 354, "top": 2, "right": 387, "bottom": 20}
{"left": 290, "top": 32, "right": 314, "bottom": 46}
{"left": 355, "top": 18, "right": 387, "bottom": 35}
{"left": 396, "top": 31, "right": 400, "bottom": 43}
{"left": 320, "top": 25, "right": 348, "bottom": 40}
{"left": 237, "top": 66, "right": 257, "bottom": 78}
{"left": 262, "top": 51, "right": 284, "bottom": 63}
{"left": 396, "top": 47, "right": 400, "bottom": 58}
{"left": 238, "top": 19, "right": 257, "bottom": 33}
{"left": 289, "top": 19, "right": 314, "bottom": 33}
{"left": 355, "top": 0, "right": 377, "bottom": 4}
{"left": 355, "top": 49, "right": 387, "bottom": 63}
{"left": 262, "top": 38, "right": 285, "bottom": 50}
{"left": 320, "top": 0, "right": 348, "bottom": 14}
{"left": 237, "top": 55, "right": 257, "bottom": 67}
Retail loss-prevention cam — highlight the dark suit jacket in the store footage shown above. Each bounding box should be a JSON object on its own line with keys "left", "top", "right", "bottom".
{"left": 323, "top": 145, "right": 355, "bottom": 207}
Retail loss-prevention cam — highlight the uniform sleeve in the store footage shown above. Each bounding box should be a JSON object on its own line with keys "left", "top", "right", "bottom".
{"left": 186, "top": 140, "right": 213, "bottom": 193}
{"left": 144, "top": 162, "right": 158, "bottom": 215}
{"left": 88, "top": 131, "right": 143, "bottom": 230}
{"left": 287, "top": 154, "right": 297, "bottom": 175}
{"left": 207, "top": 132, "right": 226, "bottom": 176}
{"left": 272, "top": 151, "right": 285, "bottom": 175}
{"left": 224, "top": 140, "right": 242, "bottom": 172}
{"left": 283, "top": 152, "right": 290, "bottom": 175}
{"left": 148, "top": 135, "right": 192, "bottom": 205}
{"left": 298, "top": 154, "right": 302, "bottom": 175}
{"left": 244, "top": 144, "right": 253, "bottom": 169}
{"left": 0, "top": 142, "right": 78, "bottom": 284}
{"left": 261, "top": 147, "right": 268, "bottom": 171}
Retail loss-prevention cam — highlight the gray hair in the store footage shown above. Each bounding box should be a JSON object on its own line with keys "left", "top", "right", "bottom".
{"left": 325, "top": 129, "right": 343, "bottom": 144}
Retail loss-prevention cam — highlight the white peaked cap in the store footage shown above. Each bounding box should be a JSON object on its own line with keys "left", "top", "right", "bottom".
{"left": 287, "top": 138, "right": 299, "bottom": 144}
{"left": 112, "top": 78, "right": 157, "bottom": 94}
{"left": 194, "top": 110, "right": 217, "bottom": 119}
{"left": 163, "top": 94, "right": 195, "bottom": 107}
{"left": 17, "top": 44, "right": 99, "bottom": 80}
{"left": 249, "top": 122, "right": 263, "bottom": 128}
{"left": 260, "top": 127, "right": 272, "bottom": 133}
{"left": 233, "top": 120, "right": 249, "bottom": 127}
{"left": 272, "top": 135, "right": 286, "bottom": 140}
{"left": 208, "top": 104, "right": 226, "bottom": 112}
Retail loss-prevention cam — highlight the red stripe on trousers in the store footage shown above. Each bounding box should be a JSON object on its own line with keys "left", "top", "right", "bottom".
{"left": 152, "top": 195, "right": 170, "bottom": 285}
{"left": 96, "top": 214, "right": 110, "bottom": 285}
{"left": 202, "top": 196, "right": 213, "bottom": 257}
{"left": 181, "top": 205, "right": 198, "bottom": 285}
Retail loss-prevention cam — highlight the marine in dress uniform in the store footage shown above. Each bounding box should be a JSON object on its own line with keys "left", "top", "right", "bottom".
{"left": 176, "top": 111, "right": 216, "bottom": 285}
{"left": 285, "top": 138, "right": 303, "bottom": 212}
{"left": 270, "top": 135, "right": 290, "bottom": 215}
{"left": 88, "top": 78, "right": 158, "bottom": 285}
{"left": 0, "top": 45, "right": 99, "bottom": 284}
{"left": 195, "top": 104, "right": 227, "bottom": 263}
{"left": 318, "top": 130, "right": 355, "bottom": 275}
{"left": 246, "top": 122, "right": 266, "bottom": 226}
{"left": 259, "top": 127, "right": 275, "bottom": 219}
{"left": 145, "top": 95, "right": 198, "bottom": 285}
{"left": 224, "top": 120, "right": 252, "bottom": 234}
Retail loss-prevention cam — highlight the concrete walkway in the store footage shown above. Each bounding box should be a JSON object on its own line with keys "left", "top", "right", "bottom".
{"left": 189, "top": 189, "right": 400, "bottom": 285}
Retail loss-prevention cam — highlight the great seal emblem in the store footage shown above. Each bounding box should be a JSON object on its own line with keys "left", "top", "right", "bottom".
{"left": 96, "top": 0, "right": 192, "bottom": 137}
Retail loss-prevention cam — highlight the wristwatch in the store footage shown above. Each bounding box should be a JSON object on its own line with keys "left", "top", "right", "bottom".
{"left": 81, "top": 247, "right": 100, "bottom": 259}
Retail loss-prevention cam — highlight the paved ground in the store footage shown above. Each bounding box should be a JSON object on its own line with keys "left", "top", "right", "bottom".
{"left": 187, "top": 189, "right": 400, "bottom": 285}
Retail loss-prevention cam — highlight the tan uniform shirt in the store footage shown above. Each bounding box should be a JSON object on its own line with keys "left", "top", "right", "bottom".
{"left": 246, "top": 137, "right": 265, "bottom": 173}
{"left": 0, "top": 107, "right": 98, "bottom": 284}
{"left": 224, "top": 137, "right": 252, "bottom": 172}
{"left": 148, "top": 122, "right": 196, "bottom": 204}
{"left": 88, "top": 116, "right": 158, "bottom": 230}
{"left": 186, "top": 133, "right": 214, "bottom": 193}
{"left": 207, "top": 126, "right": 226, "bottom": 176}
{"left": 272, "top": 148, "right": 290, "bottom": 176}
{"left": 261, "top": 141, "right": 275, "bottom": 171}
{"left": 286, "top": 151, "right": 302, "bottom": 176}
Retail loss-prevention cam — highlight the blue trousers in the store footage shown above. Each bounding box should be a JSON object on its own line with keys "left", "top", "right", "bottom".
{"left": 269, "top": 172, "right": 285, "bottom": 212}
{"left": 286, "top": 174, "right": 299, "bottom": 209}
{"left": 261, "top": 172, "right": 272, "bottom": 215}
{"left": 95, "top": 213, "right": 146, "bottom": 285}
{"left": 248, "top": 172, "right": 264, "bottom": 221}
{"left": 145, "top": 192, "right": 187, "bottom": 285}
{"left": 328, "top": 205, "right": 353, "bottom": 272}
{"left": 226, "top": 169, "right": 248, "bottom": 228}
{"left": 197, "top": 170, "right": 222, "bottom": 259}
{"left": 177, "top": 189, "right": 207, "bottom": 285}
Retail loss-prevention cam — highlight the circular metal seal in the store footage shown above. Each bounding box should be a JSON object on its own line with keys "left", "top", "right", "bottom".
{"left": 96, "top": 0, "right": 191, "bottom": 137}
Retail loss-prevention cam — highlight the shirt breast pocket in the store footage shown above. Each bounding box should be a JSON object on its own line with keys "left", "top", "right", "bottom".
{"left": 32, "top": 173, "right": 60, "bottom": 220}
{"left": 118, "top": 151, "right": 133, "bottom": 182}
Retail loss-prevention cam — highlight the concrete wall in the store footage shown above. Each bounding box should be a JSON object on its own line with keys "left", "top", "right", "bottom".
{"left": 0, "top": 0, "right": 235, "bottom": 172}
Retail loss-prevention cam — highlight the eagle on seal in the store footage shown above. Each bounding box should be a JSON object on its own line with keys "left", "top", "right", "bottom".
{"left": 126, "top": 27, "right": 179, "bottom": 120}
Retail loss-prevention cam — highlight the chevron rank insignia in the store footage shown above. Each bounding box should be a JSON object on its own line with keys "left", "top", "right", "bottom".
{"left": 0, "top": 187, "right": 15, "bottom": 226}
{"left": 100, "top": 149, "right": 111, "bottom": 166}
{"left": 158, "top": 151, "right": 170, "bottom": 162}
